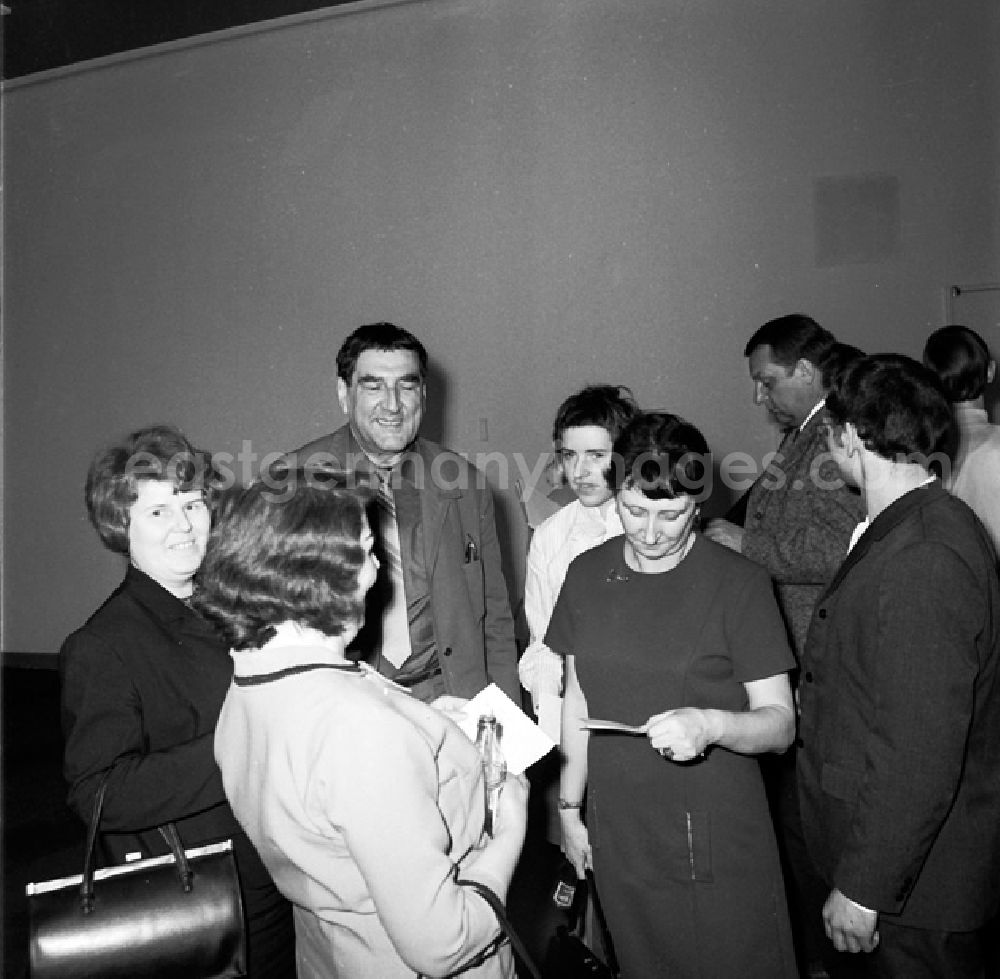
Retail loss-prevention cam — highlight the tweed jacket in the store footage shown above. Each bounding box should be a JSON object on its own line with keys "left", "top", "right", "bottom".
{"left": 798, "top": 482, "right": 1000, "bottom": 930}
{"left": 290, "top": 426, "right": 519, "bottom": 701}
{"left": 742, "top": 409, "right": 864, "bottom": 658}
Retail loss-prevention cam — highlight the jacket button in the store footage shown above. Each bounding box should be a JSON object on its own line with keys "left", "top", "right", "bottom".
{"left": 818, "top": 608, "right": 827, "bottom": 619}
{"left": 804, "top": 671, "right": 814, "bottom": 683}
{"left": 795, "top": 736, "right": 804, "bottom": 748}
{"left": 443, "top": 646, "right": 453, "bottom": 657}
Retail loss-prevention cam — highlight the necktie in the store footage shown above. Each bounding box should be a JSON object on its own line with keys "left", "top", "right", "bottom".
{"left": 376, "top": 470, "right": 412, "bottom": 670}
{"left": 778, "top": 425, "right": 797, "bottom": 453}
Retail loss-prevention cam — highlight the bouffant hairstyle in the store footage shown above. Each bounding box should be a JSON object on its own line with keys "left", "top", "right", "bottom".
{"left": 826, "top": 354, "right": 955, "bottom": 461}
{"left": 611, "top": 412, "right": 711, "bottom": 500}
{"left": 335, "top": 322, "right": 429, "bottom": 384}
{"left": 551, "top": 384, "right": 639, "bottom": 445}
{"left": 922, "top": 325, "right": 994, "bottom": 403}
{"left": 744, "top": 313, "right": 836, "bottom": 369}
{"left": 194, "top": 467, "right": 374, "bottom": 650}
{"left": 85, "top": 424, "right": 217, "bottom": 555}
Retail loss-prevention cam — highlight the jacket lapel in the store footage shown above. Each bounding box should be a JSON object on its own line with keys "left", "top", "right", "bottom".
{"left": 820, "top": 482, "right": 944, "bottom": 599}
{"left": 126, "top": 566, "right": 220, "bottom": 644}
{"left": 782, "top": 411, "right": 822, "bottom": 469}
{"left": 411, "top": 440, "right": 462, "bottom": 573}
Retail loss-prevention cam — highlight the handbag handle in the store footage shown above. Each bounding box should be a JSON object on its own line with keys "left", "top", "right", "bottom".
{"left": 455, "top": 879, "right": 542, "bottom": 979}
{"left": 79, "top": 771, "right": 192, "bottom": 914}
{"left": 454, "top": 873, "right": 620, "bottom": 979}
{"left": 584, "top": 869, "right": 620, "bottom": 976}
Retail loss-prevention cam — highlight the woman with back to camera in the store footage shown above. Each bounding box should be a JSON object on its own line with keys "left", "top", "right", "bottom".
{"left": 196, "top": 465, "right": 529, "bottom": 979}
{"left": 548, "top": 411, "right": 799, "bottom": 977}
{"left": 60, "top": 424, "right": 295, "bottom": 976}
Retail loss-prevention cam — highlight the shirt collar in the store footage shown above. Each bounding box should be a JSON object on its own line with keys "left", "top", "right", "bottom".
{"left": 591, "top": 497, "right": 621, "bottom": 533}
{"left": 124, "top": 564, "right": 198, "bottom": 624}
{"left": 799, "top": 397, "right": 826, "bottom": 432}
{"left": 953, "top": 404, "right": 989, "bottom": 426}
{"left": 346, "top": 427, "right": 421, "bottom": 486}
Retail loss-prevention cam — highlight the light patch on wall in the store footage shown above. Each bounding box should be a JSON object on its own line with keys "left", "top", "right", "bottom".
{"left": 814, "top": 173, "right": 900, "bottom": 267}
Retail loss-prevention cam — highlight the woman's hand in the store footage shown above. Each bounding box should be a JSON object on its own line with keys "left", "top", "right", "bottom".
{"left": 559, "top": 809, "right": 592, "bottom": 879}
{"left": 458, "top": 773, "right": 529, "bottom": 899}
{"left": 492, "top": 773, "right": 529, "bottom": 846}
{"left": 645, "top": 707, "right": 718, "bottom": 762}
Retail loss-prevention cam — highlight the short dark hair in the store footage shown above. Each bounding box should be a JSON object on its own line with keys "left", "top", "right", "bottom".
{"left": 336, "top": 322, "right": 429, "bottom": 384}
{"left": 818, "top": 341, "right": 865, "bottom": 390}
{"left": 744, "top": 313, "right": 837, "bottom": 369}
{"left": 194, "top": 467, "right": 374, "bottom": 650}
{"left": 552, "top": 384, "right": 639, "bottom": 445}
{"left": 922, "top": 325, "right": 993, "bottom": 402}
{"left": 826, "top": 354, "right": 954, "bottom": 461}
{"left": 85, "top": 424, "right": 217, "bottom": 554}
{"left": 611, "top": 411, "right": 711, "bottom": 500}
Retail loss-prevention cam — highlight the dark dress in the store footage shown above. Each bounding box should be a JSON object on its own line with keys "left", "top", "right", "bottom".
{"left": 60, "top": 565, "right": 295, "bottom": 978}
{"left": 546, "top": 535, "right": 798, "bottom": 978}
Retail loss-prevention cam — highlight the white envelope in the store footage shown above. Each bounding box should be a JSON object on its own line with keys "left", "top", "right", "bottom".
{"left": 458, "top": 683, "right": 555, "bottom": 775}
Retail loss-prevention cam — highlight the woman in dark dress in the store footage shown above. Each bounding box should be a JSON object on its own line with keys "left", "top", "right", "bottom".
{"left": 548, "top": 412, "right": 798, "bottom": 978}
{"left": 60, "top": 425, "right": 295, "bottom": 977}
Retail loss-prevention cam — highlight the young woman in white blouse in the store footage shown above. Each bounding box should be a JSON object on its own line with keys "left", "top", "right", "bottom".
{"left": 518, "top": 384, "right": 638, "bottom": 735}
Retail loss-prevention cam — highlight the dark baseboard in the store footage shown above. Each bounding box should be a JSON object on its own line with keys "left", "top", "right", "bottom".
{"left": 1, "top": 652, "right": 59, "bottom": 670}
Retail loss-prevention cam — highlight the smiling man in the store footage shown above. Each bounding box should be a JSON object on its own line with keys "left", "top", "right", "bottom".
{"left": 289, "top": 322, "right": 519, "bottom": 704}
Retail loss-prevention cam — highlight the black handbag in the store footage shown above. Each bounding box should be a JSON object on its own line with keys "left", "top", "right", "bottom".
{"left": 459, "top": 870, "right": 619, "bottom": 979}
{"left": 542, "top": 869, "right": 619, "bottom": 979}
{"left": 543, "top": 928, "right": 616, "bottom": 979}
{"left": 26, "top": 773, "right": 246, "bottom": 979}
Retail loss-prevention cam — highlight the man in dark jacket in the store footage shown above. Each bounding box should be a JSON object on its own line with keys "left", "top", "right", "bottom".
{"left": 799, "top": 354, "right": 1000, "bottom": 976}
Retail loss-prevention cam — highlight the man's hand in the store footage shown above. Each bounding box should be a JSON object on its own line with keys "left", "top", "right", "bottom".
{"left": 702, "top": 518, "right": 745, "bottom": 552}
{"left": 823, "top": 888, "right": 879, "bottom": 954}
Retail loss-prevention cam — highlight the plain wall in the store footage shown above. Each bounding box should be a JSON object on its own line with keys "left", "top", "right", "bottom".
{"left": 4, "top": 0, "right": 999, "bottom": 657}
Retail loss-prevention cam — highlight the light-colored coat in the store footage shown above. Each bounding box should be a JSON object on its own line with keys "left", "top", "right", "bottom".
{"left": 216, "top": 646, "right": 514, "bottom": 978}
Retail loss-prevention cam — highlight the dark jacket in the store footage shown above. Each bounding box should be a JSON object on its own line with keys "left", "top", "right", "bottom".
{"left": 290, "top": 427, "right": 520, "bottom": 701}
{"left": 60, "top": 565, "right": 273, "bottom": 887}
{"left": 798, "top": 482, "right": 1000, "bottom": 930}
